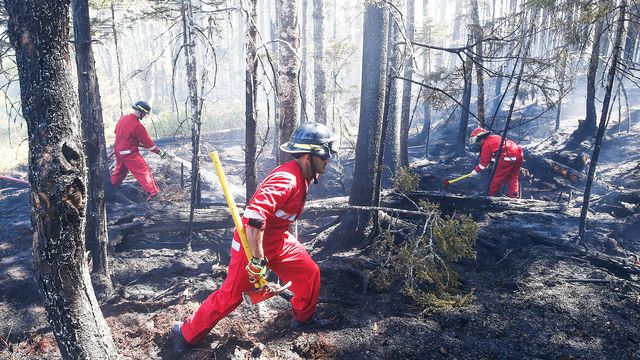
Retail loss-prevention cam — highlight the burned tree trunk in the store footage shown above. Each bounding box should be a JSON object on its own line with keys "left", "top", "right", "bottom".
{"left": 110, "top": 0, "right": 123, "bottom": 116}
{"left": 579, "top": 1, "right": 627, "bottom": 242}
{"left": 339, "top": 0, "right": 389, "bottom": 245}
{"left": 573, "top": 9, "right": 605, "bottom": 144}
{"left": 182, "top": 0, "right": 202, "bottom": 250}
{"left": 470, "top": 0, "right": 485, "bottom": 126}
{"left": 399, "top": 0, "right": 415, "bottom": 167}
{"left": 5, "top": 0, "right": 117, "bottom": 358}
{"left": 300, "top": 0, "right": 308, "bottom": 123}
{"left": 382, "top": 13, "right": 402, "bottom": 188}
{"left": 245, "top": 0, "right": 258, "bottom": 198}
{"left": 457, "top": 51, "right": 473, "bottom": 154}
{"left": 71, "top": 0, "right": 114, "bottom": 299}
{"left": 277, "top": 0, "right": 300, "bottom": 164}
{"left": 313, "top": 0, "right": 328, "bottom": 124}
{"left": 555, "top": 48, "right": 568, "bottom": 131}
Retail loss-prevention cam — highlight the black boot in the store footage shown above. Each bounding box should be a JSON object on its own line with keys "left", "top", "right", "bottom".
{"left": 290, "top": 314, "right": 335, "bottom": 331}
{"left": 171, "top": 323, "right": 193, "bottom": 354}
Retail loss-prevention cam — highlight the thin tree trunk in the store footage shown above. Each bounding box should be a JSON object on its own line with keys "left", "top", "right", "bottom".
{"left": 584, "top": 10, "right": 605, "bottom": 136}
{"left": 110, "top": 0, "right": 123, "bottom": 116}
{"left": 72, "top": 0, "right": 114, "bottom": 299}
{"left": 313, "top": 0, "right": 328, "bottom": 124}
{"left": 470, "top": 0, "right": 485, "bottom": 126}
{"left": 5, "top": 1, "right": 117, "bottom": 358}
{"left": 270, "top": 12, "right": 280, "bottom": 157}
{"left": 457, "top": 50, "right": 473, "bottom": 154}
{"left": 300, "top": 0, "right": 308, "bottom": 122}
{"left": 555, "top": 48, "right": 568, "bottom": 131}
{"left": 382, "top": 13, "right": 402, "bottom": 188}
{"left": 342, "top": 0, "right": 389, "bottom": 244}
{"left": 246, "top": 0, "right": 259, "bottom": 198}
{"left": 277, "top": 0, "right": 301, "bottom": 164}
{"left": 421, "top": 0, "right": 431, "bottom": 159}
{"left": 399, "top": 0, "right": 415, "bottom": 167}
{"left": 623, "top": 4, "right": 638, "bottom": 61}
{"left": 579, "top": 0, "right": 626, "bottom": 243}
{"left": 183, "top": 0, "right": 201, "bottom": 251}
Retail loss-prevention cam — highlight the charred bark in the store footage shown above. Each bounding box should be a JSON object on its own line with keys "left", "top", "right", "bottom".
{"left": 5, "top": 0, "right": 117, "bottom": 358}
{"left": 110, "top": 0, "right": 123, "bottom": 116}
{"left": 456, "top": 51, "right": 473, "bottom": 154}
{"left": 182, "top": 0, "right": 202, "bottom": 250}
{"left": 277, "top": 0, "right": 300, "bottom": 164}
{"left": 399, "top": 0, "right": 415, "bottom": 167}
{"left": 382, "top": 14, "right": 402, "bottom": 188}
{"left": 571, "top": 9, "right": 605, "bottom": 146}
{"left": 579, "top": 1, "right": 627, "bottom": 242}
{"left": 339, "top": 0, "right": 389, "bottom": 245}
{"left": 72, "top": 0, "right": 114, "bottom": 299}
{"left": 300, "top": 0, "right": 308, "bottom": 123}
{"left": 313, "top": 0, "right": 328, "bottom": 124}
{"left": 470, "top": 0, "right": 485, "bottom": 126}
{"left": 245, "top": 0, "right": 259, "bottom": 198}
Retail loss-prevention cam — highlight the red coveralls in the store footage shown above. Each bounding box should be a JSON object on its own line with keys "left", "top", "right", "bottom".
{"left": 474, "top": 134, "right": 524, "bottom": 198}
{"left": 180, "top": 160, "right": 320, "bottom": 344}
{"left": 110, "top": 113, "right": 160, "bottom": 197}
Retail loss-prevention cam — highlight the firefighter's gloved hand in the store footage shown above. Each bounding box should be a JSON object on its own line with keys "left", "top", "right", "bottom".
{"left": 246, "top": 257, "right": 268, "bottom": 284}
{"left": 470, "top": 169, "right": 479, "bottom": 177}
{"left": 158, "top": 149, "right": 168, "bottom": 159}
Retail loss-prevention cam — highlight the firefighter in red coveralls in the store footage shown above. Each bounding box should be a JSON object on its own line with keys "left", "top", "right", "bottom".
{"left": 468, "top": 127, "right": 524, "bottom": 198}
{"left": 171, "top": 122, "right": 336, "bottom": 354}
{"left": 111, "top": 101, "right": 169, "bottom": 201}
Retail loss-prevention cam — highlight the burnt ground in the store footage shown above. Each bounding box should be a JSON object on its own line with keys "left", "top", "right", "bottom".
{"left": 1, "top": 125, "right": 639, "bottom": 360}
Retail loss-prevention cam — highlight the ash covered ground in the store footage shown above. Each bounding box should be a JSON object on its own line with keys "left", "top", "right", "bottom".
{"left": 1, "top": 122, "right": 639, "bottom": 360}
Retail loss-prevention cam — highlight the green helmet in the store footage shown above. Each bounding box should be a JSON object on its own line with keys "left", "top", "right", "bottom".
{"left": 132, "top": 101, "right": 151, "bottom": 116}
{"left": 280, "top": 122, "right": 337, "bottom": 160}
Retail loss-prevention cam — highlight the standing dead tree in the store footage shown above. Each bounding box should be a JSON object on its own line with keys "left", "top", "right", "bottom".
{"left": 578, "top": 0, "right": 627, "bottom": 243}
{"left": 276, "top": 0, "right": 300, "bottom": 164}
{"left": 399, "top": 0, "right": 415, "bottom": 167}
{"left": 336, "top": 0, "right": 389, "bottom": 247}
{"left": 71, "top": 0, "right": 114, "bottom": 299}
{"left": 313, "top": 0, "right": 328, "bottom": 124}
{"left": 245, "top": 0, "right": 259, "bottom": 198}
{"left": 110, "top": 0, "right": 124, "bottom": 115}
{"left": 182, "top": 0, "right": 203, "bottom": 251}
{"left": 5, "top": 0, "right": 117, "bottom": 358}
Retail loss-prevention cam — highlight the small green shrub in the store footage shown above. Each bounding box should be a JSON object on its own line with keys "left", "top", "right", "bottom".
{"left": 370, "top": 200, "right": 478, "bottom": 313}
{"left": 392, "top": 167, "right": 420, "bottom": 193}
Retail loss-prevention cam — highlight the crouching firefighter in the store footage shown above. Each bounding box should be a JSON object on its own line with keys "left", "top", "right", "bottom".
{"left": 171, "top": 122, "right": 337, "bottom": 354}
{"left": 468, "top": 127, "right": 524, "bottom": 198}
{"left": 110, "top": 101, "right": 169, "bottom": 201}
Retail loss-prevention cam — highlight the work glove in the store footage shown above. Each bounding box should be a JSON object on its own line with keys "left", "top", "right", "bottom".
{"left": 246, "top": 257, "right": 268, "bottom": 284}
{"left": 158, "top": 149, "right": 168, "bottom": 159}
{"left": 469, "top": 169, "right": 479, "bottom": 177}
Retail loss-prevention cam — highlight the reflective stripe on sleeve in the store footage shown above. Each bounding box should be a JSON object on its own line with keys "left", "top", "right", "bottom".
{"left": 231, "top": 240, "right": 241, "bottom": 252}
{"left": 275, "top": 209, "right": 297, "bottom": 221}
{"left": 478, "top": 164, "right": 486, "bottom": 170}
{"left": 119, "top": 150, "right": 132, "bottom": 155}
{"left": 243, "top": 208, "right": 264, "bottom": 220}
{"left": 148, "top": 145, "right": 158, "bottom": 151}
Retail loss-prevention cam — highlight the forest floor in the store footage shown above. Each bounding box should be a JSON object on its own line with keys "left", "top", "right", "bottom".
{"left": 1, "top": 125, "right": 639, "bottom": 360}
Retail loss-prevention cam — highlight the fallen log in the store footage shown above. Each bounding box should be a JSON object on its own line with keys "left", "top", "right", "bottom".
{"left": 108, "top": 191, "right": 571, "bottom": 250}
{"left": 396, "top": 190, "right": 568, "bottom": 214}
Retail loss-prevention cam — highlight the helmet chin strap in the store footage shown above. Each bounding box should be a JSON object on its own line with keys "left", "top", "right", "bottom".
{"left": 309, "top": 154, "right": 319, "bottom": 184}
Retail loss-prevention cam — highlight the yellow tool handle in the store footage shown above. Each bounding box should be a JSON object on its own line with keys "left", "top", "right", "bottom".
{"left": 448, "top": 172, "right": 473, "bottom": 185}
{"left": 209, "top": 151, "right": 265, "bottom": 288}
